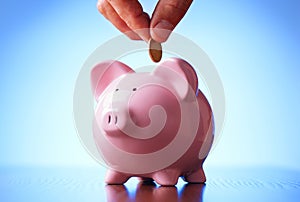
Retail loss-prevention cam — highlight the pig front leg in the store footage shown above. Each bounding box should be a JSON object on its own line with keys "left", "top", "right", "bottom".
{"left": 153, "top": 169, "right": 180, "bottom": 186}
{"left": 182, "top": 167, "right": 206, "bottom": 183}
{"left": 105, "top": 169, "right": 130, "bottom": 184}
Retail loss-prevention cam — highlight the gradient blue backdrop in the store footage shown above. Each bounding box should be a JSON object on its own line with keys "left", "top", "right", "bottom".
{"left": 0, "top": 0, "right": 299, "bottom": 170}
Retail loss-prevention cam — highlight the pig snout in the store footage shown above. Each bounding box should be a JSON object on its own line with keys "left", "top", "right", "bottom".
{"left": 103, "top": 111, "right": 118, "bottom": 126}
{"left": 101, "top": 110, "right": 126, "bottom": 136}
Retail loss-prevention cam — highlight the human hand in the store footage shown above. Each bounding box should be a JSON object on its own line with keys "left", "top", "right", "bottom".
{"left": 97, "top": 0, "right": 193, "bottom": 43}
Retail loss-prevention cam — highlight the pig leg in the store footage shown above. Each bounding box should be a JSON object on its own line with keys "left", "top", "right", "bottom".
{"left": 105, "top": 169, "right": 130, "bottom": 184}
{"left": 153, "top": 169, "right": 180, "bottom": 186}
{"left": 183, "top": 167, "right": 206, "bottom": 183}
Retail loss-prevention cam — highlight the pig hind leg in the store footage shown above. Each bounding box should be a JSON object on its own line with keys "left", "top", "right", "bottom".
{"left": 183, "top": 167, "right": 206, "bottom": 183}
{"left": 105, "top": 169, "right": 130, "bottom": 185}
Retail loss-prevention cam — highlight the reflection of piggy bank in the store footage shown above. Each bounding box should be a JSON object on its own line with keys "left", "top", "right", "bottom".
{"left": 105, "top": 182, "right": 205, "bottom": 202}
{"left": 91, "top": 58, "right": 214, "bottom": 186}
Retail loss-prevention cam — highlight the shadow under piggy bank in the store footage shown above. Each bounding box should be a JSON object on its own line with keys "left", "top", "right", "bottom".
{"left": 105, "top": 181, "right": 205, "bottom": 202}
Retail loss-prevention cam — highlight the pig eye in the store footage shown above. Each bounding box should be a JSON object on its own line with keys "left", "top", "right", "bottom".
{"left": 115, "top": 88, "right": 119, "bottom": 92}
{"left": 132, "top": 88, "right": 137, "bottom": 91}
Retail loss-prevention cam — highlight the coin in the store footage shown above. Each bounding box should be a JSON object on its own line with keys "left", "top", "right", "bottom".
{"left": 148, "top": 39, "right": 162, "bottom": 63}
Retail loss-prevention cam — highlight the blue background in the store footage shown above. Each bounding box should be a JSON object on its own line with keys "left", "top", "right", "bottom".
{"left": 1, "top": 0, "right": 300, "bottom": 172}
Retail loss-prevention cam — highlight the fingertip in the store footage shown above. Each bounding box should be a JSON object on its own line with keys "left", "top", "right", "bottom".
{"left": 131, "top": 12, "right": 151, "bottom": 42}
{"left": 138, "top": 12, "right": 151, "bottom": 42}
{"left": 136, "top": 30, "right": 151, "bottom": 42}
{"left": 150, "top": 20, "right": 174, "bottom": 43}
{"left": 96, "top": 0, "right": 105, "bottom": 13}
{"left": 124, "top": 31, "right": 143, "bottom": 41}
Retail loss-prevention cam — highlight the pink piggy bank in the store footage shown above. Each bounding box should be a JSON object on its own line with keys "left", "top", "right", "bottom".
{"left": 91, "top": 58, "right": 214, "bottom": 186}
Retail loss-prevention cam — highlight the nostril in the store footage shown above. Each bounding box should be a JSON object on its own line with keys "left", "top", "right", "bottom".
{"left": 115, "top": 116, "right": 118, "bottom": 124}
{"left": 108, "top": 115, "right": 111, "bottom": 124}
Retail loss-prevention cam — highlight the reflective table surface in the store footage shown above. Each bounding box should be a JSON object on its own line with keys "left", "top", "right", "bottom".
{"left": 1, "top": 166, "right": 300, "bottom": 202}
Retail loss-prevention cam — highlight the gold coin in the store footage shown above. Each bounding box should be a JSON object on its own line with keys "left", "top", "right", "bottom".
{"left": 148, "top": 39, "right": 162, "bottom": 63}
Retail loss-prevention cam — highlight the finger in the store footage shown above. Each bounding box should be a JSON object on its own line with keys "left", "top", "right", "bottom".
{"left": 150, "top": 0, "right": 193, "bottom": 42}
{"left": 97, "top": 0, "right": 142, "bottom": 40}
{"left": 107, "top": 0, "right": 150, "bottom": 41}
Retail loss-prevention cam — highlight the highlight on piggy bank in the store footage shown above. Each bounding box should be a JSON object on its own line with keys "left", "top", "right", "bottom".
{"left": 91, "top": 58, "right": 214, "bottom": 186}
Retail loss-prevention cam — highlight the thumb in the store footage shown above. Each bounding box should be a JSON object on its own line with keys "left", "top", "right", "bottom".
{"left": 150, "top": 0, "right": 193, "bottom": 43}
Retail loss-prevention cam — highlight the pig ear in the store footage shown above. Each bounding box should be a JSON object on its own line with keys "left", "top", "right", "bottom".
{"left": 91, "top": 60, "right": 133, "bottom": 100}
{"left": 153, "top": 58, "right": 198, "bottom": 99}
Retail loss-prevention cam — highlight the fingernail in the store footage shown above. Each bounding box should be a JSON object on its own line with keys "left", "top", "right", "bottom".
{"left": 151, "top": 20, "right": 174, "bottom": 43}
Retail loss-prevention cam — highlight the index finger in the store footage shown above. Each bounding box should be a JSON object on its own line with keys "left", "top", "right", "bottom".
{"left": 107, "top": 0, "right": 150, "bottom": 41}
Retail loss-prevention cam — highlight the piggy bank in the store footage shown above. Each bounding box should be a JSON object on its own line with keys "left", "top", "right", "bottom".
{"left": 91, "top": 58, "right": 214, "bottom": 186}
